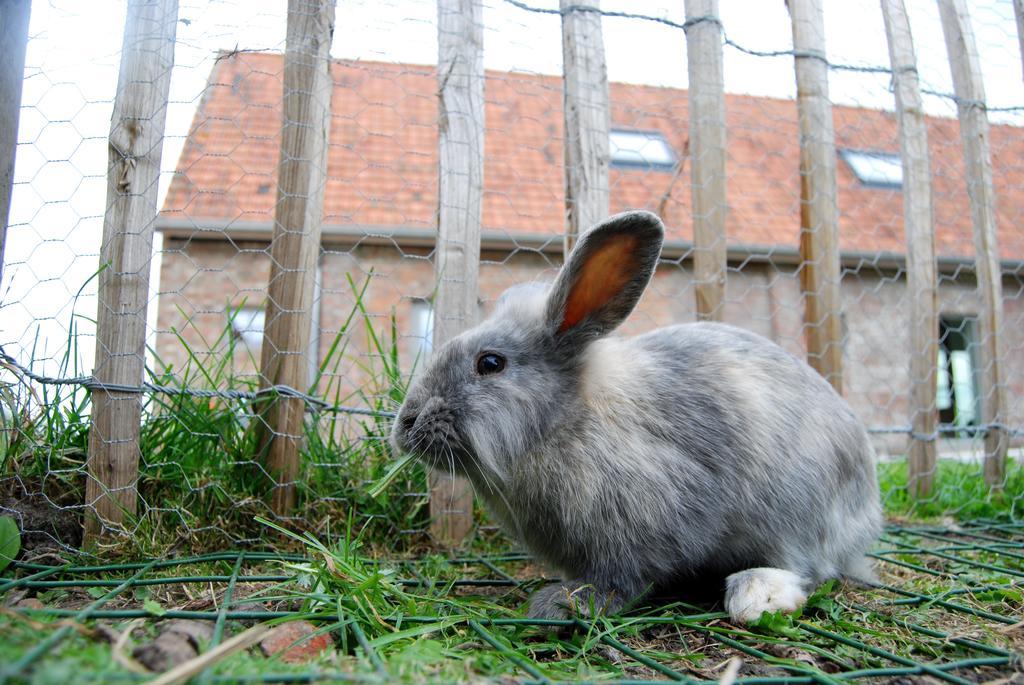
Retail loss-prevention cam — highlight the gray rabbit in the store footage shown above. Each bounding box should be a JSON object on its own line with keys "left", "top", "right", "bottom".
{"left": 392, "top": 210, "right": 882, "bottom": 623}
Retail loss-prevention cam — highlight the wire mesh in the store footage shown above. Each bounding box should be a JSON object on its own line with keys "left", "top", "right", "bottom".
{"left": 0, "top": 0, "right": 1020, "bottom": 634}
{"left": 0, "top": 520, "right": 1022, "bottom": 682}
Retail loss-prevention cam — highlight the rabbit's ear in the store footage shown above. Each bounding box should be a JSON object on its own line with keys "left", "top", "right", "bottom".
{"left": 545, "top": 211, "right": 664, "bottom": 347}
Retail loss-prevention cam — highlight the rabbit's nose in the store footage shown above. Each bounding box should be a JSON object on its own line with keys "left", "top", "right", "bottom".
{"left": 392, "top": 408, "right": 419, "bottom": 453}
{"left": 400, "top": 411, "right": 418, "bottom": 434}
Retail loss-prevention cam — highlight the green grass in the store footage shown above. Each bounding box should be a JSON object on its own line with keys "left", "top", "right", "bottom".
{"left": 2, "top": 272, "right": 1022, "bottom": 558}
{"left": 2, "top": 274, "right": 1024, "bottom": 681}
{"left": 878, "top": 458, "right": 1024, "bottom": 521}
{"left": 1, "top": 274, "right": 433, "bottom": 557}
{"left": 1, "top": 518, "right": 1021, "bottom": 684}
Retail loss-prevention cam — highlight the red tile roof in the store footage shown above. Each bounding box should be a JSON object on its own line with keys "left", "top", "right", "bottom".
{"left": 160, "top": 52, "right": 1024, "bottom": 260}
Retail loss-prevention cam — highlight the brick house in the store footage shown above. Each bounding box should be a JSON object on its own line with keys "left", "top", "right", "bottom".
{"left": 156, "top": 52, "right": 1024, "bottom": 453}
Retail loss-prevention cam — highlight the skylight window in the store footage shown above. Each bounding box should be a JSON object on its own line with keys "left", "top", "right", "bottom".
{"left": 840, "top": 150, "right": 903, "bottom": 188}
{"left": 609, "top": 129, "right": 677, "bottom": 171}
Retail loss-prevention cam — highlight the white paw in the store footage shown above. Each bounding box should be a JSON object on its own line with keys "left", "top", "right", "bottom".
{"left": 725, "top": 568, "right": 807, "bottom": 624}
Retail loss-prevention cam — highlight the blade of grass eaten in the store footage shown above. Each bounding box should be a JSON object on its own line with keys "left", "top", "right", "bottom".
{"left": 367, "top": 452, "right": 418, "bottom": 499}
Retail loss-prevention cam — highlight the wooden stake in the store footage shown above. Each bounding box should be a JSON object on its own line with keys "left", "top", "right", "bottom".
{"left": 257, "top": 0, "right": 336, "bottom": 516}
{"left": 430, "top": 0, "right": 485, "bottom": 547}
{"left": 85, "top": 0, "right": 179, "bottom": 543}
{"left": 881, "top": 0, "right": 938, "bottom": 498}
{"left": 787, "top": 0, "right": 843, "bottom": 394}
{"left": 0, "top": 0, "right": 31, "bottom": 286}
{"left": 938, "top": 0, "right": 1008, "bottom": 488}
{"left": 560, "top": 0, "right": 609, "bottom": 254}
{"left": 685, "top": 0, "right": 727, "bottom": 322}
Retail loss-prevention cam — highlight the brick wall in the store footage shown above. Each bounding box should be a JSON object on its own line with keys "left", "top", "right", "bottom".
{"left": 156, "top": 236, "right": 1024, "bottom": 456}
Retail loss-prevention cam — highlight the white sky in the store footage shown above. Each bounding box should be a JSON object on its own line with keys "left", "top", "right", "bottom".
{"left": 2, "top": 0, "right": 1022, "bottom": 377}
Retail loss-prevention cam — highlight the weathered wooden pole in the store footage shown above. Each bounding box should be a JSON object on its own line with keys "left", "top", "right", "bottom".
{"left": 881, "top": 0, "right": 939, "bottom": 498}
{"left": 86, "top": 0, "right": 179, "bottom": 543}
{"left": 787, "top": 0, "right": 843, "bottom": 394}
{"left": 257, "top": 0, "right": 336, "bottom": 516}
{"left": 560, "top": 0, "right": 609, "bottom": 254}
{"left": 684, "top": 0, "right": 727, "bottom": 321}
{"left": 0, "top": 0, "right": 32, "bottom": 288}
{"left": 429, "top": 0, "right": 484, "bottom": 546}
{"left": 938, "top": 0, "right": 1008, "bottom": 488}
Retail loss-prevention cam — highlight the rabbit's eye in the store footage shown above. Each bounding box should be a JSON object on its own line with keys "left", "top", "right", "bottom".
{"left": 475, "top": 352, "right": 506, "bottom": 376}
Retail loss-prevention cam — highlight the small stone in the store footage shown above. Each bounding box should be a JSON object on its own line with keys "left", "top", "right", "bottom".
{"left": 131, "top": 618, "right": 215, "bottom": 671}
{"left": 260, "top": 620, "right": 334, "bottom": 663}
{"left": 16, "top": 598, "right": 44, "bottom": 610}
{"left": 164, "top": 619, "right": 214, "bottom": 647}
{"left": 133, "top": 633, "right": 196, "bottom": 671}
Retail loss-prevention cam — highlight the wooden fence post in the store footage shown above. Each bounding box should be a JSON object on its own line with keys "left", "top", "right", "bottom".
{"left": 430, "top": 0, "right": 484, "bottom": 547}
{"left": 787, "top": 0, "right": 843, "bottom": 394}
{"left": 0, "top": 0, "right": 32, "bottom": 288}
{"left": 684, "top": 0, "right": 727, "bottom": 321}
{"left": 881, "top": 0, "right": 939, "bottom": 499}
{"left": 560, "top": 0, "right": 609, "bottom": 254}
{"left": 257, "top": 0, "right": 336, "bottom": 516}
{"left": 85, "top": 0, "right": 179, "bottom": 543}
{"left": 937, "top": 0, "right": 1008, "bottom": 488}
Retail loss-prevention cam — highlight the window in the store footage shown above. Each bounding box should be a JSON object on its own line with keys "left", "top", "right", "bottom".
{"left": 410, "top": 299, "right": 434, "bottom": 358}
{"left": 840, "top": 149, "right": 903, "bottom": 188}
{"left": 609, "top": 129, "right": 677, "bottom": 171}
{"left": 937, "top": 316, "right": 979, "bottom": 432}
{"left": 408, "top": 299, "right": 488, "bottom": 368}
{"left": 230, "top": 306, "right": 265, "bottom": 350}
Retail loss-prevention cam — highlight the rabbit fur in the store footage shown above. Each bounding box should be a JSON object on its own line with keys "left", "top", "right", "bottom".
{"left": 392, "top": 210, "right": 882, "bottom": 623}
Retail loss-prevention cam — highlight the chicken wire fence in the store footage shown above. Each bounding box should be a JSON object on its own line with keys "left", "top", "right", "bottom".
{"left": 0, "top": 0, "right": 1022, "bottom": 559}
{"left": 1, "top": 521, "right": 1023, "bottom": 683}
